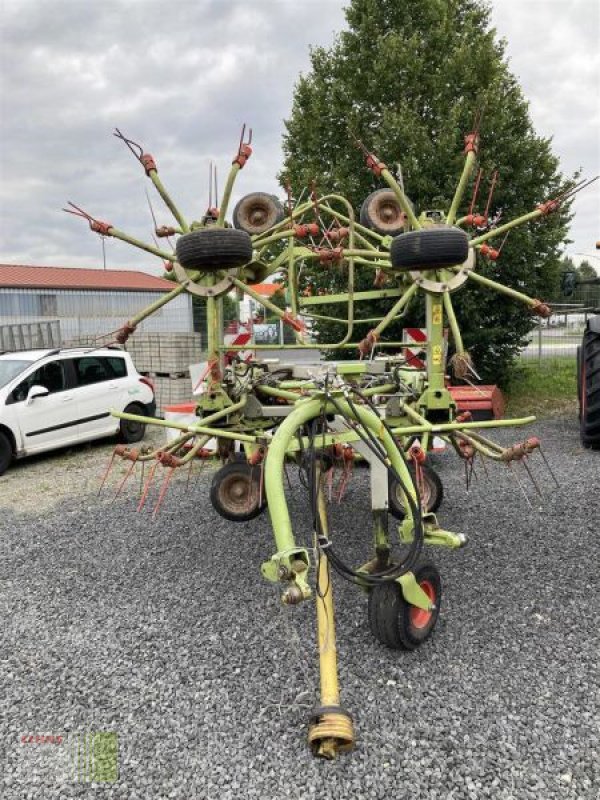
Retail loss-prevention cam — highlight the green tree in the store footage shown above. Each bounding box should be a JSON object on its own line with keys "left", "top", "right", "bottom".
{"left": 576, "top": 260, "right": 598, "bottom": 281}
{"left": 281, "top": 0, "right": 573, "bottom": 383}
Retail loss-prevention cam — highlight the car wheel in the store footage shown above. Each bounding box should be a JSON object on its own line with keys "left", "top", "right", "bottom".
{"left": 0, "top": 431, "right": 13, "bottom": 476}
{"left": 119, "top": 403, "right": 147, "bottom": 444}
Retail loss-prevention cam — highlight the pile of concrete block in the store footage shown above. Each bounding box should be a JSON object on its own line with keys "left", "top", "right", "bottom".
{"left": 125, "top": 332, "right": 203, "bottom": 413}
{"left": 125, "top": 332, "right": 202, "bottom": 374}
{"left": 1, "top": 320, "right": 61, "bottom": 352}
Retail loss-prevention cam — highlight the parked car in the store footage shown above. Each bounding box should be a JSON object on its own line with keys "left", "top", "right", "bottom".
{"left": 0, "top": 347, "right": 156, "bottom": 475}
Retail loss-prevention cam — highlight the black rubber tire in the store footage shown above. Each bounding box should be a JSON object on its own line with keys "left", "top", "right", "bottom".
{"left": 388, "top": 462, "right": 443, "bottom": 519}
{"left": 577, "top": 344, "right": 582, "bottom": 420}
{"left": 176, "top": 228, "right": 253, "bottom": 271}
{"left": 232, "top": 192, "right": 285, "bottom": 235}
{"left": 359, "top": 189, "right": 407, "bottom": 237}
{"left": 390, "top": 225, "right": 469, "bottom": 270}
{"left": 209, "top": 461, "right": 267, "bottom": 522}
{"left": 118, "top": 403, "right": 147, "bottom": 444}
{"left": 580, "top": 320, "right": 600, "bottom": 448}
{"left": 368, "top": 561, "right": 442, "bottom": 650}
{"left": 0, "top": 431, "right": 13, "bottom": 476}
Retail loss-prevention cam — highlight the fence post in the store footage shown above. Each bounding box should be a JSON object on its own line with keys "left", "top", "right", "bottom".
{"left": 537, "top": 318, "right": 542, "bottom": 366}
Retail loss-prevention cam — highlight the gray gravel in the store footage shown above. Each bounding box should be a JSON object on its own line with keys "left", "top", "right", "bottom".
{"left": 1, "top": 416, "right": 599, "bottom": 798}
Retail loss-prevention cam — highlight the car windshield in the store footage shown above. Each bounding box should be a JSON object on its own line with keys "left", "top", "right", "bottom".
{"left": 0, "top": 360, "right": 30, "bottom": 389}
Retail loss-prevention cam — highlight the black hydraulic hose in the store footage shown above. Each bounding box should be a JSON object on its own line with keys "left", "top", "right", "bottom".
{"left": 310, "top": 390, "right": 424, "bottom": 585}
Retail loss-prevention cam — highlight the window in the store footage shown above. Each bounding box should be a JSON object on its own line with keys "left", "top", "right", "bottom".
{"left": 8, "top": 360, "right": 66, "bottom": 403}
{"left": 73, "top": 356, "right": 125, "bottom": 385}
{"left": 107, "top": 356, "right": 127, "bottom": 378}
{"left": 74, "top": 357, "right": 111, "bottom": 386}
{"left": 0, "top": 360, "right": 30, "bottom": 390}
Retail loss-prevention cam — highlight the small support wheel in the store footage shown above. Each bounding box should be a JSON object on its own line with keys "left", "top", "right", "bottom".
{"left": 233, "top": 192, "right": 285, "bottom": 235}
{"left": 359, "top": 189, "right": 407, "bottom": 236}
{"left": 368, "top": 562, "right": 442, "bottom": 650}
{"left": 175, "top": 227, "right": 253, "bottom": 271}
{"left": 209, "top": 461, "right": 267, "bottom": 522}
{"left": 388, "top": 463, "right": 443, "bottom": 519}
{"left": 390, "top": 225, "right": 469, "bottom": 270}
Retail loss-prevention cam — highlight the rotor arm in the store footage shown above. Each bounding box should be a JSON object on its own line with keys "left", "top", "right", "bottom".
{"left": 357, "top": 283, "right": 418, "bottom": 356}
{"left": 464, "top": 270, "right": 551, "bottom": 316}
{"left": 108, "top": 226, "right": 177, "bottom": 262}
{"left": 147, "top": 170, "right": 190, "bottom": 233}
{"left": 442, "top": 291, "right": 465, "bottom": 356}
{"left": 379, "top": 167, "right": 421, "bottom": 230}
{"left": 446, "top": 147, "right": 478, "bottom": 226}
{"left": 469, "top": 208, "right": 544, "bottom": 247}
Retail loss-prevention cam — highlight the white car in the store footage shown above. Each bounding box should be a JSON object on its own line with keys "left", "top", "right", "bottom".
{"left": 0, "top": 347, "right": 156, "bottom": 475}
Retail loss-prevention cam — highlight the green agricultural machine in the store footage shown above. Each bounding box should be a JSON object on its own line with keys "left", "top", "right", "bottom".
{"left": 67, "top": 122, "right": 578, "bottom": 757}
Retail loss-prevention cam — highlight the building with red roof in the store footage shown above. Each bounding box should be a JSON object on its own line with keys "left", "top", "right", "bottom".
{"left": 0, "top": 264, "right": 192, "bottom": 347}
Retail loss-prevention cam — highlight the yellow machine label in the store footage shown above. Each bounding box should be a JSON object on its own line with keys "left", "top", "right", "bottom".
{"left": 432, "top": 306, "right": 442, "bottom": 325}
{"left": 432, "top": 345, "right": 443, "bottom": 365}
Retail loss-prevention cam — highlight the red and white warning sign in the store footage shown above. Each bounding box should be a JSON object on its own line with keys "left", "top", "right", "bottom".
{"left": 402, "top": 327, "right": 427, "bottom": 369}
{"left": 224, "top": 320, "right": 254, "bottom": 363}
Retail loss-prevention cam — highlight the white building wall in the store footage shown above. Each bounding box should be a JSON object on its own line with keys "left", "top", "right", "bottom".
{"left": 0, "top": 287, "right": 192, "bottom": 342}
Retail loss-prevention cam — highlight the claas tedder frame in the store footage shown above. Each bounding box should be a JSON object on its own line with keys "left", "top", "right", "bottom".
{"left": 66, "top": 119, "right": 581, "bottom": 757}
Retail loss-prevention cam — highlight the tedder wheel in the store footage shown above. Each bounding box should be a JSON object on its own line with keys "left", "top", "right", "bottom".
{"left": 368, "top": 562, "right": 442, "bottom": 650}
{"left": 0, "top": 431, "right": 13, "bottom": 476}
{"left": 359, "top": 189, "right": 407, "bottom": 237}
{"left": 388, "top": 463, "right": 443, "bottom": 519}
{"left": 390, "top": 225, "right": 469, "bottom": 271}
{"left": 232, "top": 192, "right": 285, "bottom": 235}
{"left": 175, "top": 228, "right": 253, "bottom": 271}
{"left": 209, "top": 461, "right": 267, "bottom": 522}
{"left": 580, "top": 319, "right": 600, "bottom": 448}
{"left": 118, "top": 403, "right": 147, "bottom": 444}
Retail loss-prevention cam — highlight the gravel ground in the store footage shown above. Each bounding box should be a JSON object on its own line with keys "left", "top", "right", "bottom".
{"left": 1, "top": 416, "right": 599, "bottom": 799}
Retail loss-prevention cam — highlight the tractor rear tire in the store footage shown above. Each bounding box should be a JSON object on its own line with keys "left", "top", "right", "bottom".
{"left": 368, "top": 561, "right": 442, "bottom": 650}
{"left": 176, "top": 228, "right": 253, "bottom": 271}
{"left": 233, "top": 193, "right": 285, "bottom": 235}
{"left": 210, "top": 461, "right": 267, "bottom": 522}
{"left": 359, "top": 189, "right": 407, "bottom": 237}
{"left": 577, "top": 344, "right": 582, "bottom": 418}
{"left": 388, "top": 463, "right": 443, "bottom": 519}
{"left": 580, "top": 320, "right": 600, "bottom": 449}
{"left": 390, "top": 226, "right": 469, "bottom": 270}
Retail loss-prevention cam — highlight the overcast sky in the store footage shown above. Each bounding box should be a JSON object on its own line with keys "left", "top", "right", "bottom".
{"left": 0, "top": 0, "right": 598, "bottom": 275}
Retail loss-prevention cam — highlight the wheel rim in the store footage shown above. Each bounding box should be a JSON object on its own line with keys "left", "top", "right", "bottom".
{"left": 125, "top": 420, "right": 143, "bottom": 437}
{"left": 420, "top": 474, "right": 433, "bottom": 509}
{"left": 218, "top": 471, "right": 258, "bottom": 515}
{"left": 409, "top": 579, "right": 436, "bottom": 629}
{"left": 393, "top": 472, "right": 433, "bottom": 511}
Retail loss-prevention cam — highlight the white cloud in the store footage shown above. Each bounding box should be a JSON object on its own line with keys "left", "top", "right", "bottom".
{"left": 0, "top": 0, "right": 597, "bottom": 272}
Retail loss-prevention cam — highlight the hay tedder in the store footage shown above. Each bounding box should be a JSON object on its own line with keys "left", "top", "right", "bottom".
{"left": 66, "top": 121, "right": 578, "bottom": 757}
